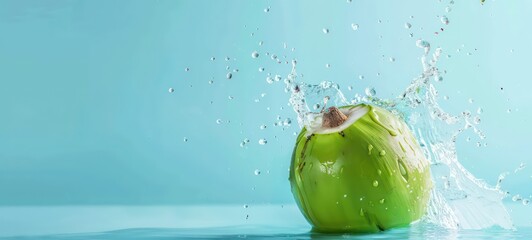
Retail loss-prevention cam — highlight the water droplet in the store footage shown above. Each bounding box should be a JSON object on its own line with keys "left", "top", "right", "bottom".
{"left": 377, "top": 169, "right": 382, "bottom": 175}
{"left": 379, "top": 199, "right": 385, "bottom": 204}
{"left": 368, "top": 144, "right": 374, "bottom": 155}
{"left": 343, "top": 194, "right": 348, "bottom": 198}
{"left": 523, "top": 199, "right": 530, "bottom": 206}
{"left": 358, "top": 75, "right": 365, "bottom": 80}
{"left": 183, "top": 137, "right": 188, "bottom": 142}
{"left": 208, "top": 80, "right": 214, "bottom": 84}
{"left": 271, "top": 54, "right": 277, "bottom": 60}
{"left": 443, "top": 96, "right": 449, "bottom": 100}
{"left": 243, "top": 204, "right": 249, "bottom": 208}
{"left": 389, "top": 57, "right": 396, "bottom": 62}
{"left": 254, "top": 169, "right": 261, "bottom": 175}
{"left": 258, "top": 41, "right": 263, "bottom": 46}
{"left": 260, "top": 125, "right": 267, "bottom": 130}
{"left": 259, "top": 67, "right": 265, "bottom": 72}
{"left": 441, "top": 16, "right": 449, "bottom": 25}
{"left": 445, "top": 6, "right": 452, "bottom": 12}
{"left": 225, "top": 57, "right": 230, "bottom": 61}
{"left": 512, "top": 194, "right": 522, "bottom": 202}
{"left": 473, "top": 116, "right": 481, "bottom": 124}
{"left": 476, "top": 142, "right": 482, "bottom": 147}
{"left": 274, "top": 75, "right": 282, "bottom": 82}
{"left": 507, "top": 109, "right": 512, "bottom": 113}
{"left": 359, "top": 208, "right": 365, "bottom": 216}
{"left": 251, "top": 51, "right": 259, "bottom": 58}
{"left": 216, "top": 119, "right": 222, "bottom": 124}
{"left": 405, "top": 22, "right": 412, "bottom": 29}
{"left": 365, "top": 87, "right": 376, "bottom": 97}
{"left": 266, "top": 77, "right": 274, "bottom": 84}
{"left": 264, "top": 7, "right": 270, "bottom": 13}
{"left": 351, "top": 23, "right": 359, "bottom": 31}
{"left": 468, "top": 98, "right": 474, "bottom": 103}
{"left": 515, "top": 162, "right": 526, "bottom": 173}
{"left": 258, "top": 139, "right": 267, "bottom": 145}
{"left": 379, "top": 150, "right": 386, "bottom": 156}
{"left": 226, "top": 73, "right": 233, "bottom": 79}
{"left": 322, "top": 28, "right": 330, "bottom": 34}
{"left": 373, "top": 180, "right": 379, "bottom": 187}
{"left": 416, "top": 39, "right": 431, "bottom": 54}
{"left": 210, "top": 57, "right": 216, "bottom": 61}
{"left": 477, "top": 107, "right": 483, "bottom": 114}
{"left": 325, "top": 63, "right": 331, "bottom": 68}
{"left": 168, "top": 88, "right": 174, "bottom": 93}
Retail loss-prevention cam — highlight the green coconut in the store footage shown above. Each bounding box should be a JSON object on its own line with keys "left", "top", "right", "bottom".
{"left": 289, "top": 103, "right": 432, "bottom": 233}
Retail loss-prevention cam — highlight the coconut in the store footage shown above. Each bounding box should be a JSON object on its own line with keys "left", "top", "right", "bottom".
{"left": 289, "top": 103, "right": 432, "bottom": 233}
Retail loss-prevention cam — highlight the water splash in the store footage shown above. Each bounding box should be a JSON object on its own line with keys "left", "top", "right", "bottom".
{"left": 284, "top": 41, "right": 514, "bottom": 230}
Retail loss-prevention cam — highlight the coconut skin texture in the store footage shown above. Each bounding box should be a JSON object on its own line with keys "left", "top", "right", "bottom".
{"left": 289, "top": 104, "right": 432, "bottom": 233}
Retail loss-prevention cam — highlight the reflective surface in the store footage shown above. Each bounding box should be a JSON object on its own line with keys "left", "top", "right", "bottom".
{"left": 1, "top": 204, "right": 530, "bottom": 239}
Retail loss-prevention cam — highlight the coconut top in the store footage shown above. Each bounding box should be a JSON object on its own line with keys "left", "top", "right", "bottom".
{"left": 305, "top": 104, "right": 370, "bottom": 136}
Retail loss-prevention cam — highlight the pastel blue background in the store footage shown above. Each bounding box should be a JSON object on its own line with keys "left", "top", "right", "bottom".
{"left": 1, "top": 0, "right": 531, "bottom": 208}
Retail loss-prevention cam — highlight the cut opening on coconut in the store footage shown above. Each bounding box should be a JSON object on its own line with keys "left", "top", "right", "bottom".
{"left": 308, "top": 104, "right": 370, "bottom": 135}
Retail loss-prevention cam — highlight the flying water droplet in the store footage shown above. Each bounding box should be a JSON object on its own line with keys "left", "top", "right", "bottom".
{"left": 441, "top": 16, "right": 449, "bottom": 25}
{"left": 226, "top": 73, "right": 233, "bottom": 79}
{"left": 351, "top": 23, "right": 359, "bottom": 31}
{"left": 365, "top": 87, "right": 376, "bottom": 97}
{"left": 473, "top": 116, "right": 481, "bottom": 124}
{"left": 254, "top": 169, "right": 261, "bottom": 175}
{"left": 251, "top": 51, "right": 259, "bottom": 58}
{"left": 216, "top": 119, "right": 222, "bottom": 124}
{"left": 258, "top": 139, "right": 267, "bottom": 145}
{"left": 183, "top": 137, "right": 188, "bottom": 142}
{"left": 515, "top": 162, "right": 526, "bottom": 173}
{"left": 512, "top": 194, "right": 522, "bottom": 202}
{"left": 322, "top": 28, "right": 330, "bottom": 34}
{"left": 405, "top": 23, "right": 412, "bottom": 29}
{"left": 168, "top": 88, "right": 174, "bottom": 93}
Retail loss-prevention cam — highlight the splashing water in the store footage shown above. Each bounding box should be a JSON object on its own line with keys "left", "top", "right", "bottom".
{"left": 284, "top": 41, "right": 514, "bottom": 230}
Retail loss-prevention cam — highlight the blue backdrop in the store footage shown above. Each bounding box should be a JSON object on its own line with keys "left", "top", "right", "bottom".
{"left": 0, "top": 0, "right": 530, "bottom": 205}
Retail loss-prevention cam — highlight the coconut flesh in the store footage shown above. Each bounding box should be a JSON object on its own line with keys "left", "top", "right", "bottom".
{"left": 290, "top": 103, "right": 432, "bottom": 233}
{"left": 305, "top": 105, "right": 369, "bottom": 136}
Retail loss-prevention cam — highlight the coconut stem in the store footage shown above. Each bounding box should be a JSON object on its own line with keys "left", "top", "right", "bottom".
{"left": 322, "top": 107, "right": 347, "bottom": 128}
